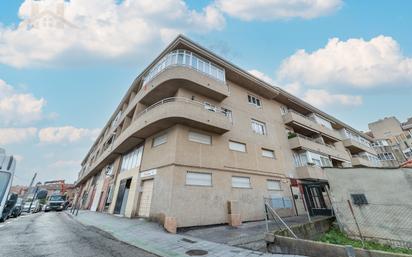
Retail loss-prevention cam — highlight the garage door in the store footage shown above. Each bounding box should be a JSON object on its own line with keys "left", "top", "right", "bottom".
{"left": 138, "top": 179, "right": 154, "bottom": 217}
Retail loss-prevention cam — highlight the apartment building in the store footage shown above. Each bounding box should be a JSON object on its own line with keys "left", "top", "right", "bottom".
{"left": 368, "top": 116, "right": 412, "bottom": 167}
{"left": 74, "top": 35, "right": 380, "bottom": 230}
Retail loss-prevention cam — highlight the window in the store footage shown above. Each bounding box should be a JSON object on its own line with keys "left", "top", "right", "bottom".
{"left": 120, "top": 146, "right": 143, "bottom": 172}
{"left": 320, "top": 156, "right": 332, "bottom": 167}
{"left": 153, "top": 133, "right": 167, "bottom": 147}
{"left": 267, "top": 180, "right": 281, "bottom": 191}
{"left": 378, "top": 152, "right": 395, "bottom": 161}
{"left": 351, "top": 194, "right": 368, "bottom": 205}
{"left": 189, "top": 131, "right": 212, "bottom": 145}
{"left": 251, "top": 119, "right": 267, "bottom": 135}
{"left": 262, "top": 148, "right": 275, "bottom": 158}
{"left": 232, "top": 176, "right": 251, "bottom": 188}
{"left": 248, "top": 94, "right": 261, "bottom": 108}
{"left": 229, "top": 141, "right": 246, "bottom": 152}
{"left": 186, "top": 172, "right": 212, "bottom": 186}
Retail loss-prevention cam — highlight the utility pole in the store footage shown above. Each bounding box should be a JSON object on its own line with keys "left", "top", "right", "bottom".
{"left": 23, "top": 172, "right": 37, "bottom": 202}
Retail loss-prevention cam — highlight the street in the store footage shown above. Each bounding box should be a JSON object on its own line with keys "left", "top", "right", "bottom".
{"left": 0, "top": 212, "right": 158, "bottom": 257}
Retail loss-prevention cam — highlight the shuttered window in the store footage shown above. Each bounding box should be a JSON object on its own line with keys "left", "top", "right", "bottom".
{"left": 189, "top": 131, "right": 212, "bottom": 145}
{"left": 229, "top": 141, "right": 246, "bottom": 152}
{"left": 262, "top": 148, "right": 275, "bottom": 158}
{"left": 186, "top": 172, "right": 212, "bottom": 186}
{"left": 152, "top": 133, "right": 167, "bottom": 147}
{"left": 232, "top": 176, "right": 251, "bottom": 188}
{"left": 267, "top": 180, "right": 281, "bottom": 190}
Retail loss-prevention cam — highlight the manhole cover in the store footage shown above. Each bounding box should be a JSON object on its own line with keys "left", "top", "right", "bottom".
{"left": 185, "top": 249, "right": 208, "bottom": 256}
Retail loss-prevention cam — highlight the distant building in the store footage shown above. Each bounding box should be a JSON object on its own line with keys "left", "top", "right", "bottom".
{"left": 368, "top": 116, "right": 412, "bottom": 167}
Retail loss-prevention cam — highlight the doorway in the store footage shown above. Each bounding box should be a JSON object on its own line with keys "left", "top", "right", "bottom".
{"left": 138, "top": 179, "right": 154, "bottom": 217}
{"left": 302, "top": 182, "right": 332, "bottom": 216}
{"left": 114, "top": 178, "right": 132, "bottom": 215}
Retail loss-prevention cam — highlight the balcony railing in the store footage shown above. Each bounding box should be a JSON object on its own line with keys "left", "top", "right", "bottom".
{"left": 289, "top": 133, "right": 336, "bottom": 149}
{"left": 143, "top": 49, "right": 226, "bottom": 85}
{"left": 135, "top": 97, "right": 232, "bottom": 121}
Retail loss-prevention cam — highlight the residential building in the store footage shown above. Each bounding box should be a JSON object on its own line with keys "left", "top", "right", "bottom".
{"left": 74, "top": 35, "right": 380, "bottom": 230}
{"left": 368, "top": 116, "right": 412, "bottom": 167}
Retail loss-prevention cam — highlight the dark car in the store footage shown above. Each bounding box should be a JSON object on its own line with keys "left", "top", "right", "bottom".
{"left": 10, "top": 198, "right": 23, "bottom": 218}
{"left": 0, "top": 193, "right": 18, "bottom": 222}
{"left": 45, "top": 194, "right": 67, "bottom": 212}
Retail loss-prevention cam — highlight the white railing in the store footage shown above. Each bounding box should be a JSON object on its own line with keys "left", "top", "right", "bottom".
{"left": 135, "top": 97, "right": 231, "bottom": 121}
{"left": 143, "top": 49, "right": 226, "bottom": 85}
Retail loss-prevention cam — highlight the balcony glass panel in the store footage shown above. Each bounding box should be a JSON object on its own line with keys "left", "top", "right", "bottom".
{"left": 143, "top": 49, "right": 226, "bottom": 85}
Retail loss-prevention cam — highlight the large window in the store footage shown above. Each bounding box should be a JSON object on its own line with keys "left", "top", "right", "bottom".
{"left": 143, "top": 49, "right": 225, "bottom": 85}
{"left": 267, "top": 180, "right": 281, "bottom": 191}
{"left": 189, "top": 131, "right": 212, "bottom": 145}
{"left": 120, "top": 146, "right": 143, "bottom": 172}
{"left": 152, "top": 133, "right": 167, "bottom": 147}
{"left": 248, "top": 95, "right": 261, "bottom": 108}
{"left": 251, "top": 119, "right": 267, "bottom": 135}
{"left": 229, "top": 141, "right": 246, "bottom": 152}
{"left": 232, "top": 176, "right": 251, "bottom": 188}
{"left": 262, "top": 148, "right": 275, "bottom": 159}
{"left": 186, "top": 172, "right": 212, "bottom": 186}
{"left": 378, "top": 152, "right": 395, "bottom": 161}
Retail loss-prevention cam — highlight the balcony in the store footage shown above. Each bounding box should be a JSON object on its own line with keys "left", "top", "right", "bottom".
{"left": 343, "top": 138, "right": 376, "bottom": 155}
{"left": 351, "top": 155, "right": 381, "bottom": 168}
{"left": 140, "top": 50, "right": 229, "bottom": 105}
{"left": 283, "top": 111, "right": 341, "bottom": 142}
{"left": 294, "top": 165, "right": 327, "bottom": 180}
{"left": 77, "top": 97, "right": 232, "bottom": 184}
{"left": 288, "top": 134, "right": 350, "bottom": 162}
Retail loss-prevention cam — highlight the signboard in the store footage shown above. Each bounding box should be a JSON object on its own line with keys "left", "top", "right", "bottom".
{"left": 140, "top": 169, "right": 156, "bottom": 178}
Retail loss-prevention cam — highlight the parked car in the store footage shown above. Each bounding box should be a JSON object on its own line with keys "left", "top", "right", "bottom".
{"left": 45, "top": 194, "right": 67, "bottom": 212}
{"left": 22, "top": 199, "right": 40, "bottom": 213}
{"left": 0, "top": 193, "right": 18, "bottom": 222}
{"left": 10, "top": 198, "right": 23, "bottom": 218}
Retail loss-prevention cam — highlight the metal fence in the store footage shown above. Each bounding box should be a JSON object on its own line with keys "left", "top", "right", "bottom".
{"left": 332, "top": 200, "right": 412, "bottom": 249}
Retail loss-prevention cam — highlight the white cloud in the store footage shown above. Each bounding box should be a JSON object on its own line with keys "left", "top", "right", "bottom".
{"left": 277, "top": 35, "right": 412, "bottom": 87}
{"left": 0, "top": 127, "right": 38, "bottom": 145}
{"left": 14, "top": 155, "right": 24, "bottom": 162}
{"left": 303, "top": 89, "right": 362, "bottom": 108}
{"left": 49, "top": 159, "right": 80, "bottom": 168}
{"left": 216, "top": 0, "right": 342, "bottom": 21}
{"left": 38, "top": 126, "right": 100, "bottom": 143}
{"left": 248, "top": 69, "right": 275, "bottom": 84}
{"left": 0, "top": 0, "right": 225, "bottom": 68}
{"left": 0, "top": 79, "right": 46, "bottom": 125}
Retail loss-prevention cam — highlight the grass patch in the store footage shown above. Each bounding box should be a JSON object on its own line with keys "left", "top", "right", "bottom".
{"left": 319, "top": 228, "right": 412, "bottom": 255}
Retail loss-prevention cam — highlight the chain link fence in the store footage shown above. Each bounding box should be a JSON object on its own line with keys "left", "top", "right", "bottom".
{"left": 332, "top": 200, "right": 412, "bottom": 249}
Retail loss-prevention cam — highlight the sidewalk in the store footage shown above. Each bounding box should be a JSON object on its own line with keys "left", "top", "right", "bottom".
{"left": 67, "top": 210, "right": 306, "bottom": 257}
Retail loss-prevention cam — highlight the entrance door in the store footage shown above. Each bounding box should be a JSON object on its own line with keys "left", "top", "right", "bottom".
{"left": 138, "top": 179, "right": 154, "bottom": 217}
{"left": 302, "top": 183, "right": 332, "bottom": 216}
{"left": 114, "top": 179, "right": 127, "bottom": 214}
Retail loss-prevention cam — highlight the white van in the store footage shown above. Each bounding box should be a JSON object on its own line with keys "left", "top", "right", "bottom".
{"left": 0, "top": 148, "right": 16, "bottom": 219}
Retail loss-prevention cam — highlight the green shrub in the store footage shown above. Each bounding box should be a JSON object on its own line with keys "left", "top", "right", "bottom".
{"left": 319, "top": 228, "right": 412, "bottom": 255}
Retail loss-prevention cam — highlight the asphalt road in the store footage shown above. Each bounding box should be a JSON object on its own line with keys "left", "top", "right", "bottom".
{"left": 0, "top": 211, "right": 158, "bottom": 257}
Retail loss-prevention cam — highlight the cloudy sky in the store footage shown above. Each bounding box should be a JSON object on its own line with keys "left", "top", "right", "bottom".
{"left": 1, "top": 0, "right": 411, "bottom": 186}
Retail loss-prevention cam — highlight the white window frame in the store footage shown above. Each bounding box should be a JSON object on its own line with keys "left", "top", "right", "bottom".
{"left": 229, "top": 141, "right": 246, "bottom": 152}
{"left": 267, "top": 180, "right": 281, "bottom": 191}
{"left": 188, "top": 131, "right": 212, "bottom": 145}
{"left": 186, "top": 172, "right": 212, "bottom": 187}
{"left": 120, "top": 146, "right": 143, "bottom": 172}
{"left": 152, "top": 133, "right": 167, "bottom": 147}
{"left": 251, "top": 119, "right": 267, "bottom": 135}
{"left": 232, "top": 176, "right": 251, "bottom": 189}
{"left": 262, "top": 148, "right": 275, "bottom": 159}
{"left": 247, "top": 94, "right": 262, "bottom": 108}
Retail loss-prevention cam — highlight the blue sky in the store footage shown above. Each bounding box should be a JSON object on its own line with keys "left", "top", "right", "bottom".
{"left": 1, "top": 0, "right": 411, "bottom": 185}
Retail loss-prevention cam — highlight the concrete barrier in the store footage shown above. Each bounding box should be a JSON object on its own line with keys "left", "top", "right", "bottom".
{"left": 266, "top": 234, "right": 412, "bottom": 257}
